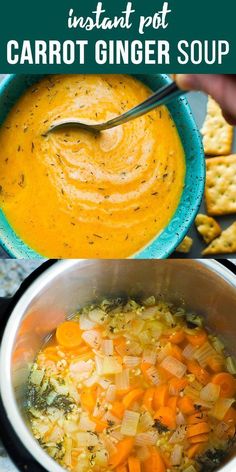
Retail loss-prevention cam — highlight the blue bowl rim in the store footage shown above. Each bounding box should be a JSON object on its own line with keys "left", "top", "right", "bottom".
{"left": 0, "top": 73, "right": 205, "bottom": 259}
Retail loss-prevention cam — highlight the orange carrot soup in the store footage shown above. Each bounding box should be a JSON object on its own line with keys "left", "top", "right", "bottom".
{"left": 27, "top": 297, "right": 236, "bottom": 472}
{"left": 0, "top": 75, "right": 185, "bottom": 257}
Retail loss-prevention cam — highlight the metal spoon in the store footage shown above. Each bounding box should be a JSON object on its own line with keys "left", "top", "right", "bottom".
{"left": 47, "top": 82, "right": 185, "bottom": 135}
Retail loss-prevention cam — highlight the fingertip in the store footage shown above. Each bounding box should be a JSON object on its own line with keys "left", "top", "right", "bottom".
{"left": 175, "top": 74, "right": 200, "bottom": 91}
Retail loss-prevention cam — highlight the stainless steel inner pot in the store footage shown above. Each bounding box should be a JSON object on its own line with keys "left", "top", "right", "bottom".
{"left": 1, "top": 259, "right": 236, "bottom": 472}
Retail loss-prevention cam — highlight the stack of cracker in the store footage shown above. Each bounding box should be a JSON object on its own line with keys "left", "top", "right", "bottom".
{"left": 197, "top": 97, "right": 235, "bottom": 255}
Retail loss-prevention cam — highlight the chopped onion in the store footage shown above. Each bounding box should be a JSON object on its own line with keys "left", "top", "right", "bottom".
{"left": 101, "top": 339, "right": 114, "bottom": 356}
{"left": 115, "top": 369, "right": 130, "bottom": 390}
{"left": 184, "top": 466, "right": 197, "bottom": 472}
{"left": 156, "top": 343, "right": 171, "bottom": 363}
{"left": 170, "top": 444, "right": 183, "bottom": 466}
{"left": 141, "top": 307, "right": 159, "bottom": 319}
{"left": 88, "top": 308, "right": 106, "bottom": 325}
{"left": 142, "top": 348, "right": 157, "bottom": 365}
{"left": 106, "top": 385, "right": 117, "bottom": 402}
{"left": 215, "top": 421, "right": 231, "bottom": 439}
{"left": 139, "top": 411, "right": 154, "bottom": 431}
{"left": 210, "top": 398, "right": 235, "bottom": 421}
{"left": 79, "top": 314, "right": 96, "bottom": 330}
{"left": 120, "top": 410, "right": 140, "bottom": 436}
{"left": 83, "top": 373, "right": 99, "bottom": 387}
{"left": 76, "top": 431, "right": 99, "bottom": 447}
{"left": 176, "top": 412, "right": 186, "bottom": 426}
{"left": 30, "top": 369, "right": 44, "bottom": 386}
{"left": 82, "top": 330, "right": 101, "bottom": 349}
{"left": 169, "top": 426, "right": 187, "bottom": 444}
{"left": 182, "top": 344, "right": 195, "bottom": 360}
{"left": 131, "top": 319, "right": 145, "bottom": 335}
{"left": 103, "top": 411, "right": 120, "bottom": 425}
{"left": 102, "top": 356, "right": 122, "bottom": 375}
{"left": 194, "top": 342, "right": 216, "bottom": 367}
{"left": 63, "top": 437, "right": 72, "bottom": 467}
{"left": 143, "top": 296, "right": 156, "bottom": 307}
{"left": 78, "top": 413, "right": 96, "bottom": 432}
{"left": 226, "top": 356, "right": 236, "bottom": 375}
{"left": 135, "top": 431, "right": 158, "bottom": 446}
{"left": 123, "top": 356, "right": 141, "bottom": 368}
{"left": 98, "top": 377, "right": 111, "bottom": 390}
{"left": 129, "top": 341, "right": 144, "bottom": 356}
{"left": 200, "top": 383, "right": 220, "bottom": 402}
{"left": 146, "top": 366, "right": 160, "bottom": 385}
{"left": 102, "top": 435, "right": 117, "bottom": 455}
{"left": 138, "top": 330, "right": 152, "bottom": 345}
{"left": 160, "top": 356, "right": 187, "bottom": 379}
{"left": 95, "top": 355, "right": 103, "bottom": 375}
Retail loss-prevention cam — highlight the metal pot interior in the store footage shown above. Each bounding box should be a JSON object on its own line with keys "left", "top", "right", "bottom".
{"left": 2, "top": 259, "right": 236, "bottom": 471}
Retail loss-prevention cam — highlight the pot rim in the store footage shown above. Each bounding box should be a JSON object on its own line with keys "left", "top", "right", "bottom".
{"left": 1, "top": 259, "right": 236, "bottom": 472}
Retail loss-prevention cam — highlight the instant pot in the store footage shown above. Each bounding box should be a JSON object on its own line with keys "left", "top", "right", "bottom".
{"left": 0, "top": 259, "right": 236, "bottom": 472}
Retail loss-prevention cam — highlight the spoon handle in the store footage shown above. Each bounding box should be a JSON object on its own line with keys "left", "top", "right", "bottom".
{"left": 99, "top": 82, "right": 185, "bottom": 131}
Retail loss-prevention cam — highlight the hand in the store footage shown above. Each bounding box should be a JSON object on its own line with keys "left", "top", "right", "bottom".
{"left": 175, "top": 74, "right": 236, "bottom": 125}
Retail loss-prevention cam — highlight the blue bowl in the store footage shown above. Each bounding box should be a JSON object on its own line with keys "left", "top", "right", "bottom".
{"left": 0, "top": 74, "right": 205, "bottom": 259}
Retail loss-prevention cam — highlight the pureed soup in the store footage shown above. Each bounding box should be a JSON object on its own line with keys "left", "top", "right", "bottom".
{"left": 0, "top": 75, "right": 185, "bottom": 258}
{"left": 27, "top": 297, "right": 236, "bottom": 472}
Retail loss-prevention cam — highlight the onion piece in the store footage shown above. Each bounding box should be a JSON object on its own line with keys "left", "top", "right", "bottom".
{"left": 115, "top": 369, "right": 130, "bottom": 390}
{"left": 101, "top": 339, "right": 114, "bottom": 356}
{"left": 88, "top": 308, "right": 106, "bottom": 325}
{"left": 210, "top": 398, "right": 235, "bottom": 421}
{"left": 102, "top": 356, "right": 122, "bottom": 375}
{"left": 82, "top": 330, "right": 101, "bottom": 349}
{"left": 194, "top": 342, "right": 216, "bottom": 367}
{"left": 142, "top": 348, "right": 157, "bottom": 365}
{"left": 182, "top": 344, "right": 195, "bottom": 360}
{"left": 78, "top": 413, "right": 96, "bottom": 432}
{"left": 146, "top": 366, "right": 160, "bottom": 385}
{"left": 76, "top": 431, "right": 99, "bottom": 447}
{"left": 169, "top": 426, "right": 187, "bottom": 444}
{"left": 135, "top": 431, "right": 158, "bottom": 446}
{"left": 160, "top": 356, "right": 187, "bottom": 379}
{"left": 79, "top": 314, "right": 96, "bottom": 330}
{"left": 176, "top": 412, "right": 186, "bottom": 426}
{"left": 139, "top": 411, "right": 154, "bottom": 431}
{"left": 123, "top": 356, "right": 141, "bottom": 368}
{"left": 120, "top": 410, "right": 140, "bottom": 436}
{"left": 200, "top": 383, "right": 220, "bottom": 402}
{"left": 170, "top": 444, "right": 183, "bottom": 466}
{"left": 106, "top": 385, "right": 117, "bottom": 402}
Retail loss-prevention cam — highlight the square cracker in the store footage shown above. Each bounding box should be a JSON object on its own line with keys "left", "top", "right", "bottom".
{"left": 202, "top": 222, "right": 236, "bottom": 255}
{"left": 195, "top": 213, "right": 221, "bottom": 244}
{"left": 201, "top": 96, "right": 233, "bottom": 156}
{"left": 205, "top": 154, "right": 236, "bottom": 215}
{"left": 176, "top": 236, "right": 193, "bottom": 253}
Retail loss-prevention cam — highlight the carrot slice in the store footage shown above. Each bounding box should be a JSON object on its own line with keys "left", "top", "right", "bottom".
{"left": 169, "top": 344, "right": 183, "bottom": 361}
{"left": 141, "top": 362, "right": 153, "bottom": 381}
{"left": 207, "top": 355, "right": 224, "bottom": 373}
{"left": 211, "top": 372, "right": 236, "bottom": 398}
{"left": 187, "top": 360, "right": 210, "bottom": 385}
{"left": 187, "top": 444, "right": 204, "bottom": 459}
{"left": 123, "top": 389, "right": 144, "bottom": 409}
{"left": 154, "top": 406, "right": 176, "bottom": 430}
{"left": 187, "top": 422, "right": 211, "bottom": 438}
{"left": 56, "top": 321, "right": 82, "bottom": 348}
{"left": 143, "top": 387, "right": 155, "bottom": 412}
{"left": 178, "top": 396, "right": 196, "bottom": 415}
{"left": 168, "top": 377, "right": 188, "bottom": 394}
{"left": 111, "top": 401, "right": 125, "bottom": 420}
{"left": 189, "top": 433, "right": 209, "bottom": 444}
{"left": 91, "top": 416, "right": 107, "bottom": 433}
{"left": 169, "top": 330, "right": 185, "bottom": 345}
{"left": 153, "top": 385, "right": 169, "bottom": 410}
{"left": 187, "top": 412, "right": 208, "bottom": 425}
{"left": 116, "top": 466, "right": 128, "bottom": 472}
{"left": 109, "top": 438, "right": 134, "bottom": 469}
{"left": 80, "top": 388, "right": 96, "bottom": 413}
{"left": 186, "top": 330, "right": 207, "bottom": 347}
{"left": 128, "top": 456, "right": 141, "bottom": 472}
{"left": 167, "top": 396, "right": 178, "bottom": 412}
{"left": 143, "top": 447, "right": 166, "bottom": 472}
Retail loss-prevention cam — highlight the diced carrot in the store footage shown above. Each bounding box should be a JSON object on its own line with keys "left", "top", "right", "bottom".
{"left": 141, "top": 362, "right": 153, "bottom": 381}
{"left": 123, "top": 389, "right": 144, "bottom": 409}
{"left": 143, "top": 387, "right": 155, "bottom": 412}
{"left": 186, "top": 330, "right": 207, "bottom": 347}
{"left": 56, "top": 321, "right": 82, "bottom": 348}
{"left": 153, "top": 385, "right": 169, "bottom": 410}
{"left": 111, "top": 401, "right": 125, "bottom": 420}
{"left": 224, "top": 407, "right": 236, "bottom": 424}
{"left": 178, "top": 396, "right": 196, "bottom": 416}
{"left": 91, "top": 416, "right": 107, "bottom": 433}
{"left": 187, "top": 360, "right": 210, "bottom": 385}
{"left": 168, "top": 377, "right": 188, "bottom": 395}
{"left": 169, "top": 330, "right": 185, "bottom": 345}
{"left": 227, "top": 425, "right": 236, "bottom": 438}
{"left": 161, "top": 452, "right": 171, "bottom": 469}
{"left": 143, "top": 447, "right": 166, "bottom": 472}
{"left": 116, "top": 387, "right": 133, "bottom": 397}
{"left": 154, "top": 406, "right": 176, "bottom": 430}
{"left": 169, "top": 345, "right": 183, "bottom": 361}
{"left": 211, "top": 372, "right": 236, "bottom": 398}
{"left": 207, "top": 355, "right": 224, "bottom": 373}
{"left": 43, "top": 346, "right": 60, "bottom": 362}
{"left": 109, "top": 438, "right": 134, "bottom": 469}
{"left": 80, "top": 388, "right": 96, "bottom": 413}
{"left": 187, "top": 422, "right": 211, "bottom": 438}
{"left": 158, "top": 366, "right": 173, "bottom": 381}
{"left": 128, "top": 456, "right": 141, "bottom": 472}
{"left": 187, "top": 412, "right": 208, "bottom": 425}
{"left": 187, "top": 444, "right": 204, "bottom": 459}
{"left": 189, "top": 434, "right": 209, "bottom": 444}
{"left": 167, "top": 396, "right": 178, "bottom": 412}
{"left": 116, "top": 466, "right": 128, "bottom": 472}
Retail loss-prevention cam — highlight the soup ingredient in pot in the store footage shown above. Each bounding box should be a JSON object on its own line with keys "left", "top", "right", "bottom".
{"left": 0, "top": 75, "right": 185, "bottom": 257}
{"left": 27, "top": 297, "right": 236, "bottom": 471}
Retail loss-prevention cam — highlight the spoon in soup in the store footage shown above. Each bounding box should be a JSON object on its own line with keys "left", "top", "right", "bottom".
{"left": 47, "top": 81, "right": 186, "bottom": 135}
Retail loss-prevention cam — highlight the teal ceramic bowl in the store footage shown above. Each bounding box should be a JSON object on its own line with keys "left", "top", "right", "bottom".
{"left": 0, "top": 74, "right": 205, "bottom": 259}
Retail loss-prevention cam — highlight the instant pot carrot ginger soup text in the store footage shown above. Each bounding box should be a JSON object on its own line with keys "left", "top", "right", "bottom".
{"left": 27, "top": 298, "right": 236, "bottom": 472}
{"left": 0, "top": 75, "right": 185, "bottom": 257}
